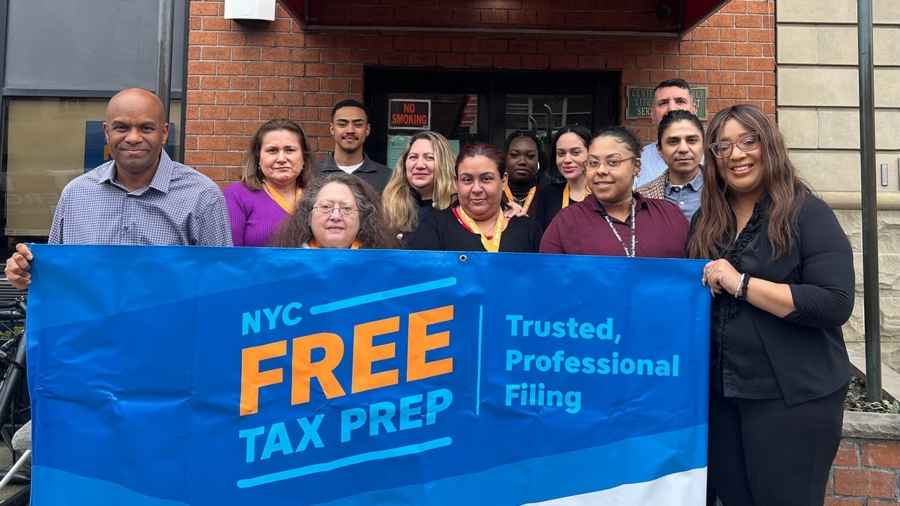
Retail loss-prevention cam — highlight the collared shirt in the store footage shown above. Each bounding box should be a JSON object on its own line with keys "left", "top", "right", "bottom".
{"left": 664, "top": 169, "right": 703, "bottom": 221}
{"left": 539, "top": 193, "right": 689, "bottom": 257}
{"left": 635, "top": 143, "right": 668, "bottom": 187}
{"left": 49, "top": 151, "right": 232, "bottom": 246}
{"left": 316, "top": 152, "right": 393, "bottom": 193}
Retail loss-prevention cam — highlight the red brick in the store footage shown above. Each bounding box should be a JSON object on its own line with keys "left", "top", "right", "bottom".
{"left": 690, "top": 28, "right": 719, "bottom": 41}
{"left": 538, "top": 40, "right": 566, "bottom": 54}
{"left": 379, "top": 52, "right": 408, "bottom": 65}
{"left": 622, "top": 70, "right": 650, "bottom": 84}
{"left": 228, "top": 136, "right": 253, "bottom": 151}
{"left": 709, "top": 71, "right": 735, "bottom": 84}
{"left": 452, "top": 9, "right": 480, "bottom": 22}
{"left": 437, "top": 53, "right": 464, "bottom": 66}
{"left": 198, "top": 137, "right": 227, "bottom": 151}
{"left": 524, "top": 54, "right": 550, "bottom": 69}
{"left": 748, "top": 1, "right": 774, "bottom": 14}
{"left": 735, "top": 72, "right": 763, "bottom": 85}
{"left": 721, "top": 85, "right": 747, "bottom": 99}
{"left": 834, "top": 468, "right": 897, "bottom": 498}
{"left": 465, "top": 53, "right": 493, "bottom": 67}
{"left": 188, "top": 46, "right": 201, "bottom": 60}
{"left": 622, "top": 41, "right": 650, "bottom": 54}
{"left": 260, "top": 78, "right": 289, "bottom": 91}
{"left": 494, "top": 54, "right": 522, "bottom": 68}
{"left": 189, "top": 31, "right": 218, "bottom": 46}
{"left": 481, "top": 39, "right": 509, "bottom": 53}
{"left": 247, "top": 63, "right": 276, "bottom": 76}
{"left": 663, "top": 56, "right": 691, "bottom": 69}
{"left": 719, "top": 0, "right": 748, "bottom": 13}
{"left": 261, "top": 48, "right": 291, "bottom": 62}
{"left": 322, "top": 79, "right": 350, "bottom": 92}
{"left": 350, "top": 51, "right": 380, "bottom": 64}
{"left": 232, "top": 77, "right": 261, "bottom": 90}
{"left": 394, "top": 37, "right": 425, "bottom": 52}
{"left": 635, "top": 55, "right": 662, "bottom": 69}
{"left": 214, "top": 122, "right": 245, "bottom": 135}
{"left": 607, "top": 55, "right": 635, "bottom": 69}
{"left": 566, "top": 40, "right": 593, "bottom": 54}
{"left": 199, "top": 106, "right": 229, "bottom": 120}
{"left": 216, "top": 32, "right": 248, "bottom": 46}
{"left": 190, "top": 2, "right": 218, "bottom": 16}
{"left": 246, "top": 92, "right": 275, "bottom": 106}
{"left": 214, "top": 152, "right": 243, "bottom": 167}
{"left": 869, "top": 500, "right": 900, "bottom": 506}
{"left": 650, "top": 71, "right": 678, "bottom": 84}
{"left": 481, "top": 9, "right": 509, "bottom": 23}
{"left": 692, "top": 56, "right": 719, "bottom": 70}
{"left": 201, "top": 46, "right": 230, "bottom": 60}
{"left": 679, "top": 42, "right": 707, "bottom": 55}
{"left": 509, "top": 40, "right": 536, "bottom": 53}
{"left": 184, "top": 136, "right": 198, "bottom": 151}
{"left": 188, "top": 62, "right": 217, "bottom": 76}
{"left": 550, "top": 54, "right": 579, "bottom": 69}
{"left": 215, "top": 92, "right": 244, "bottom": 105}
{"left": 290, "top": 78, "right": 320, "bottom": 92}
{"left": 708, "top": 42, "right": 735, "bottom": 56}
{"left": 578, "top": 55, "right": 607, "bottom": 68}
{"left": 736, "top": 42, "right": 763, "bottom": 56}
{"left": 735, "top": 14, "right": 762, "bottom": 28}
{"left": 834, "top": 441, "right": 859, "bottom": 466}
{"left": 217, "top": 62, "right": 246, "bottom": 75}
{"left": 184, "top": 150, "right": 213, "bottom": 165}
{"left": 232, "top": 47, "right": 261, "bottom": 61}
{"left": 185, "top": 105, "right": 199, "bottom": 120}
{"left": 748, "top": 58, "right": 774, "bottom": 71}
{"left": 452, "top": 39, "right": 479, "bottom": 53}
{"left": 200, "top": 76, "right": 229, "bottom": 90}
{"left": 824, "top": 499, "right": 864, "bottom": 506}
{"left": 201, "top": 17, "right": 232, "bottom": 31}
{"left": 409, "top": 52, "right": 437, "bottom": 66}
{"left": 187, "top": 91, "right": 215, "bottom": 105}
{"left": 423, "top": 38, "right": 452, "bottom": 52}
{"left": 651, "top": 41, "right": 678, "bottom": 54}
{"left": 231, "top": 107, "right": 260, "bottom": 120}
{"left": 748, "top": 86, "right": 774, "bottom": 99}
{"left": 706, "top": 14, "right": 735, "bottom": 27}
{"left": 863, "top": 442, "right": 900, "bottom": 468}
{"left": 721, "top": 57, "right": 748, "bottom": 70}
{"left": 679, "top": 70, "right": 707, "bottom": 84}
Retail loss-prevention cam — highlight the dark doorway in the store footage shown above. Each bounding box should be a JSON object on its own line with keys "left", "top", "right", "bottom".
{"left": 364, "top": 69, "right": 619, "bottom": 182}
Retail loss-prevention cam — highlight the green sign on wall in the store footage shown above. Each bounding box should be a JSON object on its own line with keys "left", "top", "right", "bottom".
{"left": 625, "top": 86, "right": 708, "bottom": 120}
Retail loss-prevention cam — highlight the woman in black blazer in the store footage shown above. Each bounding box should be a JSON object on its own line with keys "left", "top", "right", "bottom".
{"left": 688, "top": 105, "right": 854, "bottom": 506}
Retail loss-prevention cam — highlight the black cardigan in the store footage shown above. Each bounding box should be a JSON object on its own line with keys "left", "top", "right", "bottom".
{"left": 409, "top": 207, "right": 543, "bottom": 253}
{"left": 692, "top": 194, "right": 854, "bottom": 406}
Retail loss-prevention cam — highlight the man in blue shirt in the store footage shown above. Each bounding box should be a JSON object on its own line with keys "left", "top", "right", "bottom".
{"left": 4, "top": 88, "right": 232, "bottom": 289}
{"left": 635, "top": 79, "right": 698, "bottom": 188}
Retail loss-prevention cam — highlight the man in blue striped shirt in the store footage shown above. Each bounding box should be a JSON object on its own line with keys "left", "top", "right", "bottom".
{"left": 4, "top": 88, "right": 232, "bottom": 289}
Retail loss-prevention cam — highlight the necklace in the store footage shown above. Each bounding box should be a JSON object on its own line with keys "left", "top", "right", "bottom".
{"left": 504, "top": 186, "right": 536, "bottom": 211}
{"left": 602, "top": 200, "right": 636, "bottom": 257}
{"left": 599, "top": 196, "right": 633, "bottom": 208}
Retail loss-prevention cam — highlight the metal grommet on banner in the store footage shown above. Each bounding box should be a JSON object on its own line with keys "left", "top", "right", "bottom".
{"left": 459, "top": 254, "right": 467, "bottom": 262}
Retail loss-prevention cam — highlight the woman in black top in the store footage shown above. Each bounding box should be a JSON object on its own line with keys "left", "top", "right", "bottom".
{"left": 534, "top": 125, "right": 591, "bottom": 230}
{"left": 410, "top": 142, "right": 543, "bottom": 253}
{"left": 504, "top": 130, "right": 543, "bottom": 217}
{"left": 688, "top": 105, "right": 854, "bottom": 506}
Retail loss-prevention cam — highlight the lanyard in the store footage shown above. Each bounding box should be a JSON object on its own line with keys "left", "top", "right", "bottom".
{"left": 455, "top": 207, "right": 505, "bottom": 252}
{"left": 602, "top": 200, "right": 636, "bottom": 257}
{"left": 561, "top": 182, "right": 589, "bottom": 209}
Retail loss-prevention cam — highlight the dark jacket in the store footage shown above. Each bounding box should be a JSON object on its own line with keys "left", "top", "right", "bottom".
{"left": 316, "top": 152, "right": 392, "bottom": 193}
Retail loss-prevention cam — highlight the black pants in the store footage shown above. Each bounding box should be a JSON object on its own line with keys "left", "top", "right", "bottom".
{"left": 707, "top": 383, "right": 847, "bottom": 506}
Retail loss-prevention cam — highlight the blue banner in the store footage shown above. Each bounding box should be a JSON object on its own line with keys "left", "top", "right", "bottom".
{"left": 27, "top": 246, "right": 710, "bottom": 505}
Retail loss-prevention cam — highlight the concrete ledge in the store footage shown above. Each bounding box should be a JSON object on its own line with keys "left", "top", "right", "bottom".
{"left": 821, "top": 191, "right": 900, "bottom": 210}
{"left": 843, "top": 411, "right": 900, "bottom": 440}
{"left": 847, "top": 348, "right": 900, "bottom": 403}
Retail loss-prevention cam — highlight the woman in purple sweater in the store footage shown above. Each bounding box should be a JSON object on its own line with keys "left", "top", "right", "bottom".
{"left": 224, "top": 120, "right": 318, "bottom": 246}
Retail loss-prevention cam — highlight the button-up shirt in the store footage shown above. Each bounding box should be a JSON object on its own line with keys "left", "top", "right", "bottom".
{"left": 664, "top": 169, "right": 703, "bottom": 222}
{"left": 49, "top": 151, "right": 232, "bottom": 246}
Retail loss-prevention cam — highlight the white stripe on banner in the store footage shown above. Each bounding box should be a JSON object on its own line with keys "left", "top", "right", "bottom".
{"left": 524, "top": 467, "right": 707, "bottom": 506}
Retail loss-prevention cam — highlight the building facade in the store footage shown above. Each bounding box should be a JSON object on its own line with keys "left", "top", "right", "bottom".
{"left": 1, "top": 0, "right": 898, "bottom": 368}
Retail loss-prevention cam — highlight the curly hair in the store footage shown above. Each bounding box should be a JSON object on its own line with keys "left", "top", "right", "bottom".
{"left": 239, "top": 119, "right": 318, "bottom": 191}
{"left": 687, "top": 104, "right": 811, "bottom": 260}
{"left": 269, "top": 172, "right": 400, "bottom": 249}
{"left": 382, "top": 131, "right": 457, "bottom": 234}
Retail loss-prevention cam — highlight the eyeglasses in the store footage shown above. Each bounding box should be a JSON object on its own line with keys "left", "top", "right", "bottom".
{"left": 709, "top": 132, "right": 760, "bottom": 158}
{"left": 584, "top": 157, "right": 635, "bottom": 170}
{"left": 314, "top": 203, "right": 357, "bottom": 216}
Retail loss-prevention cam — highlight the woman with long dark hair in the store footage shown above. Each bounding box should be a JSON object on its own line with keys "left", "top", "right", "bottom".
{"left": 534, "top": 125, "right": 591, "bottom": 229}
{"left": 689, "top": 104, "right": 853, "bottom": 506}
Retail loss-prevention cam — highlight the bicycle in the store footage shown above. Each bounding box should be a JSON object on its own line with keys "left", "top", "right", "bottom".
{"left": 0, "top": 296, "right": 30, "bottom": 505}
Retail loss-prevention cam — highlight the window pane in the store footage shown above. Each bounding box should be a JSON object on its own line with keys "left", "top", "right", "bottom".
{"left": 2, "top": 98, "right": 182, "bottom": 237}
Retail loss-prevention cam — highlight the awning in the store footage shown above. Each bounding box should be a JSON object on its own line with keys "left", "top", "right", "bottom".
{"left": 279, "top": 0, "right": 731, "bottom": 37}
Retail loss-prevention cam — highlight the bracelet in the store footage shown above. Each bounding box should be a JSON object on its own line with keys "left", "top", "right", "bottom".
{"left": 735, "top": 273, "right": 749, "bottom": 300}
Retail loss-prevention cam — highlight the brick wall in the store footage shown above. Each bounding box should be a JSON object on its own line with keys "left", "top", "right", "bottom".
{"left": 185, "top": 0, "right": 775, "bottom": 187}
{"left": 828, "top": 439, "right": 900, "bottom": 505}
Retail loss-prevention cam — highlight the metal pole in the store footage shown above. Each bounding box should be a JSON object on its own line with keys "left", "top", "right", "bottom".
{"left": 156, "top": 0, "right": 175, "bottom": 121}
{"left": 857, "top": 0, "right": 881, "bottom": 402}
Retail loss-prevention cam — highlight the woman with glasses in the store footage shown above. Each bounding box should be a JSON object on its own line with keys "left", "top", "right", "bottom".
{"left": 689, "top": 105, "right": 853, "bottom": 506}
{"left": 409, "top": 142, "right": 543, "bottom": 253}
{"left": 534, "top": 125, "right": 592, "bottom": 230}
{"left": 270, "top": 172, "right": 399, "bottom": 249}
{"left": 224, "top": 119, "right": 318, "bottom": 246}
{"left": 539, "top": 126, "right": 688, "bottom": 257}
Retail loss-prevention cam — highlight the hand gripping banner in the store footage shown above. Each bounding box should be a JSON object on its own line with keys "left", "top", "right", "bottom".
{"left": 26, "top": 245, "right": 710, "bottom": 505}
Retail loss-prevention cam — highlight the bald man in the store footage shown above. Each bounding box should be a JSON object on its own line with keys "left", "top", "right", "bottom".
{"left": 5, "top": 88, "right": 231, "bottom": 289}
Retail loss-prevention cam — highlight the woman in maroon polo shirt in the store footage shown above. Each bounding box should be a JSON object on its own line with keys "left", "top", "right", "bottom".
{"left": 539, "top": 126, "right": 689, "bottom": 257}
